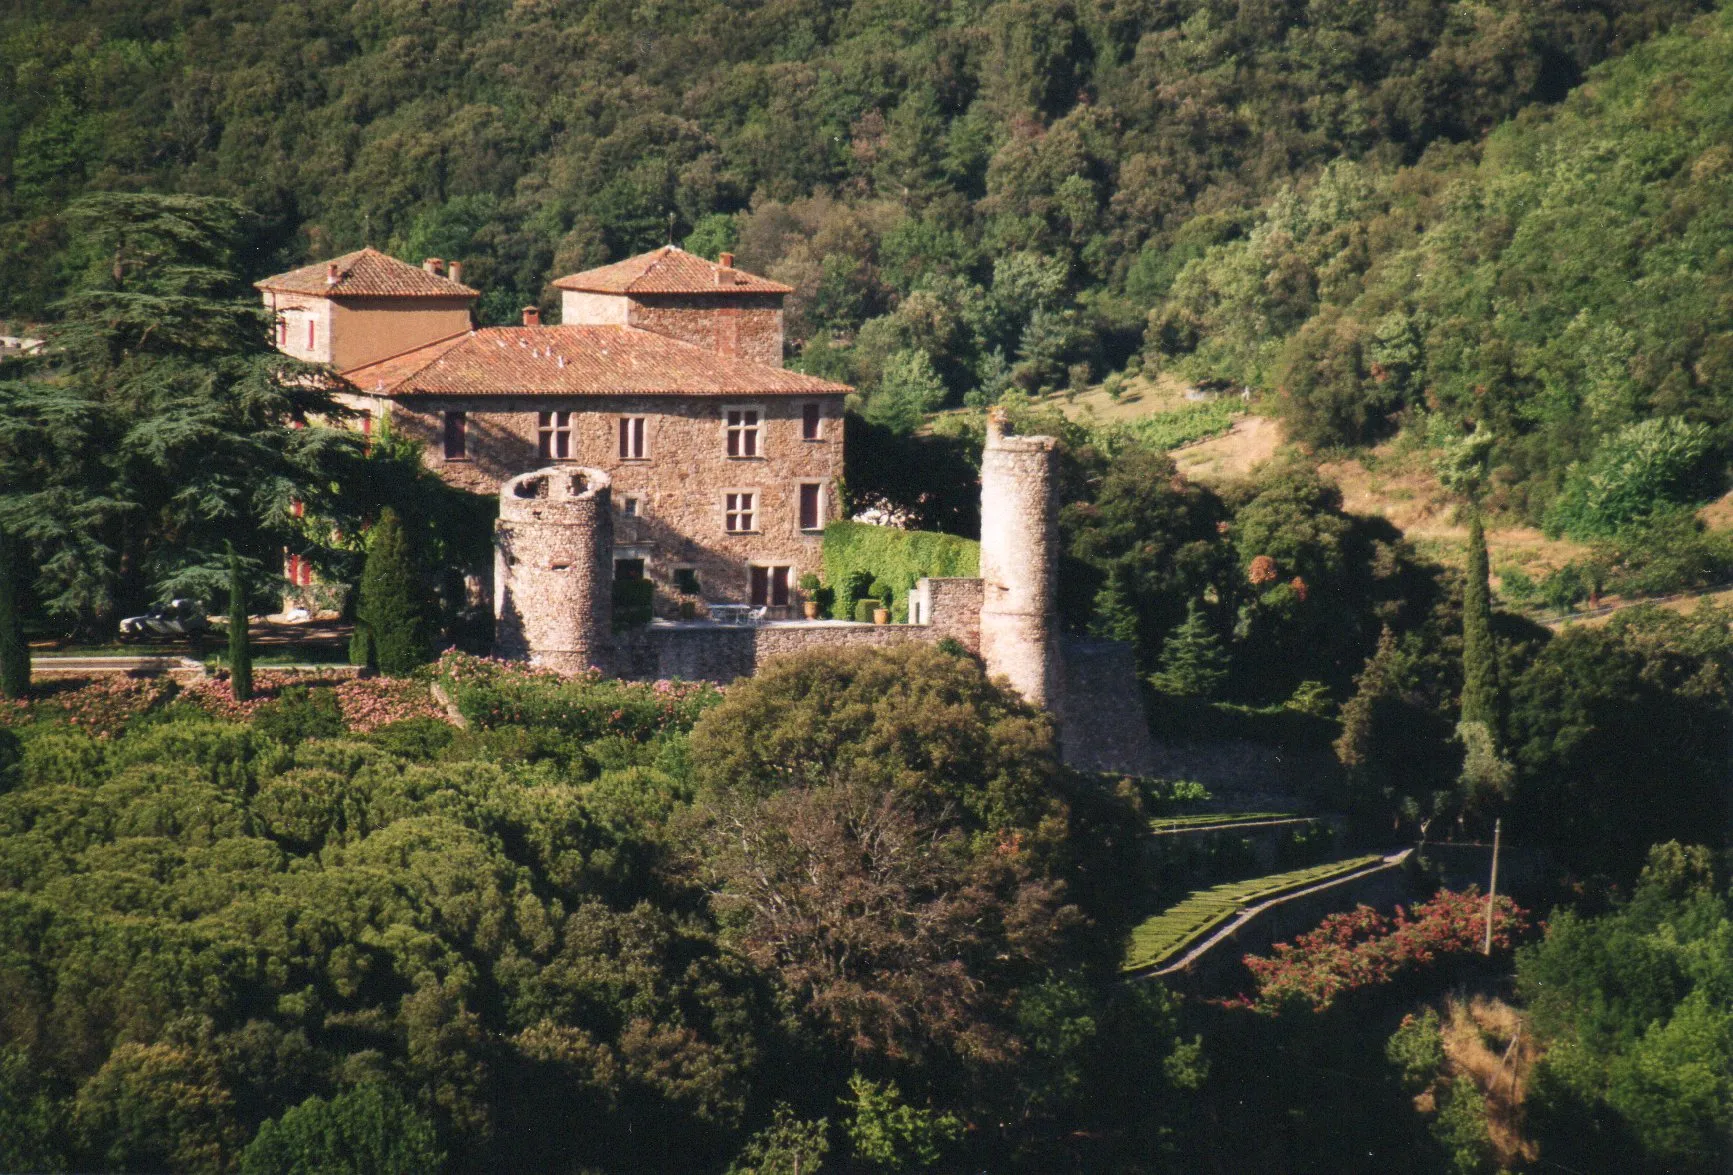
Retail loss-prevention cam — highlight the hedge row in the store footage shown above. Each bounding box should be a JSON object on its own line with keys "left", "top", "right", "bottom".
{"left": 1121, "top": 854, "right": 1383, "bottom": 973}
{"left": 821, "top": 521, "right": 979, "bottom": 622}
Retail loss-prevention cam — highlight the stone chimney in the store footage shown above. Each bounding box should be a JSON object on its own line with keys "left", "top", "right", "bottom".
{"left": 325, "top": 262, "right": 340, "bottom": 286}
{"left": 522, "top": 305, "right": 541, "bottom": 327}
{"left": 447, "top": 260, "right": 463, "bottom": 286}
{"left": 718, "top": 252, "right": 734, "bottom": 268}
{"left": 422, "top": 257, "right": 444, "bottom": 276}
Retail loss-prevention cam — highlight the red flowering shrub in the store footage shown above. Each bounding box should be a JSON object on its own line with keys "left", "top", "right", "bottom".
{"left": 0, "top": 675, "right": 177, "bottom": 739}
{"left": 181, "top": 670, "right": 446, "bottom": 732}
{"left": 1227, "top": 888, "right": 1532, "bottom": 1012}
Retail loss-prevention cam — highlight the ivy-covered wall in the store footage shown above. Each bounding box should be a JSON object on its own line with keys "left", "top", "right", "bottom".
{"left": 821, "top": 521, "right": 979, "bottom": 621}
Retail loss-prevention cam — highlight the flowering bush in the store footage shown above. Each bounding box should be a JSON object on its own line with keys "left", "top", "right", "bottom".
{"left": 436, "top": 649, "right": 722, "bottom": 740}
{"left": 0, "top": 675, "right": 177, "bottom": 739}
{"left": 1227, "top": 888, "right": 1533, "bottom": 1012}
{"left": 181, "top": 670, "right": 445, "bottom": 733}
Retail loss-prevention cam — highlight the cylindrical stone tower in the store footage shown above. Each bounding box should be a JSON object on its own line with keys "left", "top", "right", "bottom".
{"left": 494, "top": 467, "right": 614, "bottom": 674}
{"left": 978, "top": 408, "right": 1062, "bottom": 716}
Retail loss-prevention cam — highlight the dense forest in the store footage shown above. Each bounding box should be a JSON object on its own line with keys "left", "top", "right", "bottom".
{"left": 0, "top": 645, "right": 1727, "bottom": 1173}
{"left": 4, "top": 0, "right": 1728, "bottom": 486}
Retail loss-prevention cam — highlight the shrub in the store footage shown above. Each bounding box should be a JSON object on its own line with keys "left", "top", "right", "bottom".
{"left": 853, "top": 597, "right": 883, "bottom": 623}
{"left": 1546, "top": 417, "right": 1719, "bottom": 539}
{"left": 823, "top": 521, "right": 978, "bottom": 621}
{"left": 1229, "top": 888, "right": 1532, "bottom": 1011}
{"left": 612, "top": 576, "right": 654, "bottom": 628}
{"left": 251, "top": 686, "right": 346, "bottom": 744}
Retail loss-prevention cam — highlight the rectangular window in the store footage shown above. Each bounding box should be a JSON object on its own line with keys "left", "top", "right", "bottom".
{"left": 802, "top": 402, "right": 822, "bottom": 441}
{"left": 725, "top": 408, "right": 761, "bottom": 457}
{"left": 619, "top": 493, "right": 644, "bottom": 518}
{"left": 443, "top": 411, "right": 467, "bottom": 460}
{"left": 799, "top": 482, "right": 823, "bottom": 532}
{"left": 619, "top": 416, "right": 646, "bottom": 460}
{"left": 673, "top": 567, "right": 700, "bottom": 596}
{"left": 724, "top": 491, "right": 756, "bottom": 533}
{"left": 277, "top": 318, "right": 288, "bottom": 346}
{"left": 751, "top": 566, "right": 791, "bottom": 607}
{"left": 307, "top": 319, "right": 316, "bottom": 350}
{"left": 538, "top": 411, "right": 573, "bottom": 460}
{"left": 614, "top": 557, "right": 645, "bottom": 581}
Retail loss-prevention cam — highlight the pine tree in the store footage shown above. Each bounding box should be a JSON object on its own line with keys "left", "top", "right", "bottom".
{"left": 1149, "top": 601, "right": 1229, "bottom": 698}
{"left": 0, "top": 526, "right": 29, "bottom": 699}
{"left": 356, "top": 508, "right": 430, "bottom": 675}
{"left": 227, "top": 543, "right": 252, "bottom": 702}
{"left": 1460, "top": 510, "right": 1498, "bottom": 732}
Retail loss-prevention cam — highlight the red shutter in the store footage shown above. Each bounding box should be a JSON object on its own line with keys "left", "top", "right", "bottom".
{"left": 772, "top": 567, "right": 790, "bottom": 607}
{"left": 803, "top": 402, "right": 820, "bottom": 440}
{"left": 750, "top": 566, "right": 769, "bottom": 606}
{"left": 799, "top": 483, "right": 820, "bottom": 530}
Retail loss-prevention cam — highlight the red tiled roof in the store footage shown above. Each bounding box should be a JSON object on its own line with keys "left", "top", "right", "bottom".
{"left": 551, "top": 245, "right": 792, "bottom": 295}
{"left": 341, "top": 325, "right": 850, "bottom": 398}
{"left": 255, "top": 248, "right": 478, "bottom": 298}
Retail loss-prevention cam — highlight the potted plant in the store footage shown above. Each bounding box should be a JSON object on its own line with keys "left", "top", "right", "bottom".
{"left": 798, "top": 572, "right": 822, "bottom": 620}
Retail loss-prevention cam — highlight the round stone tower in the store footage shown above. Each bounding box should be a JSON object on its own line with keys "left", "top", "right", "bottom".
{"left": 494, "top": 466, "right": 614, "bottom": 674}
{"left": 977, "top": 408, "right": 1062, "bottom": 715}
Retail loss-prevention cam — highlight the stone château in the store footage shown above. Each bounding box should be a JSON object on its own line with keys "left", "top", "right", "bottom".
{"left": 259, "top": 246, "right": 1154, "bottom": 770}
{"left": 258, "top": 245, "right": 849, "bottom": 614}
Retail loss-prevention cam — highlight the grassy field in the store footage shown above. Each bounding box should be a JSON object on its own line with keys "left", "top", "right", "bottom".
{"left": 1121, "top": 855, "right": 1384, "bottom": 973}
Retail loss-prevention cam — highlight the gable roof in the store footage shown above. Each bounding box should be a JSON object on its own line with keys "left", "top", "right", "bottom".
{"left": 255, "top": 248, "right": 479, "bottom": 298}
{"left": 342, "top": 325, "right": 849, "bottom": 398}
{"left": 551, "top": 245, "right": 792, "bottom": 296}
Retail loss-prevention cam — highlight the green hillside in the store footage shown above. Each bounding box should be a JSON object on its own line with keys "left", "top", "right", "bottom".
{"left": 0, "top": 0, "right": 1713, "bottom": 424}
{"left": 1153, "top": 1, "right": 1733, "bottom": 524}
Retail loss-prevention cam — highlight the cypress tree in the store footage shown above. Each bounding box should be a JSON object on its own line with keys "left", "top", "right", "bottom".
{"left": 227, "top": 543, "right": 253, "bottom": 702}
{"left": 1460, "top": 510, "right": 1498, "bottom": 731}
{"left": 356, "top": 508, "right": 430, "bottom": 675}
{"left": 0, "top": 527, "right": 29, "bottom": 699}
{"left": 1149, "top": 601, "right": 1229, "bottom": 698}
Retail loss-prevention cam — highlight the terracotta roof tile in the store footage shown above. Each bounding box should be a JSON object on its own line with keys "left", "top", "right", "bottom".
{"left": 255, "top": 248, "right": 478, "bottom": 298}
{"left": 341, "top": 325, "right": 849, "bottom": 398}
{"left": 551, "top": 245, "right": 792, "bottom": 295}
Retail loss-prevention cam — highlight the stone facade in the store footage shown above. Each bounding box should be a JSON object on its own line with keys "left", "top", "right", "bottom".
{"left": 493, "top": 468, "right": 614, "bottom": 674}
{"left": 388, "top": 392, "right": 846, "bottom": 611}
{"left": 563, "top": 290, "right": 784, "bottom": 367}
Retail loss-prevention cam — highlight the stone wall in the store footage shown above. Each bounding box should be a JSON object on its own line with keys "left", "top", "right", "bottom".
{"left": 1059, "top": 637, "right": 1158, "bottom": 775}
{"left": 392, "top": 392, "right": 846, "bottom": 607}
{"left": 627, "top": 293, "right": 784, "bottom": 366}
{"left": 494, "top": 468, "right": 614, "bottom": 674}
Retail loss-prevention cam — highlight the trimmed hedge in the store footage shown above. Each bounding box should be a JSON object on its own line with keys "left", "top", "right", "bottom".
{"left": 1121, "top": 855, "right": 1383, "bottom": 973}
{"left": 822, "top": 521, "right": 979, "bottom": 621}
{"left": 853, "top": 598, "right": 883, "bottom": 623}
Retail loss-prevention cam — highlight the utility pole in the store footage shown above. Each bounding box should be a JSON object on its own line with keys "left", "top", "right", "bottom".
{"left": 1483, "top": 817, "right": 1502, "bottom": 955}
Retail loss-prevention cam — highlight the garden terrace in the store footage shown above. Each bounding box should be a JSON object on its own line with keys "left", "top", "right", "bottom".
{"left": 1121, "top": 855, "right": 1385, "bottom": 975}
